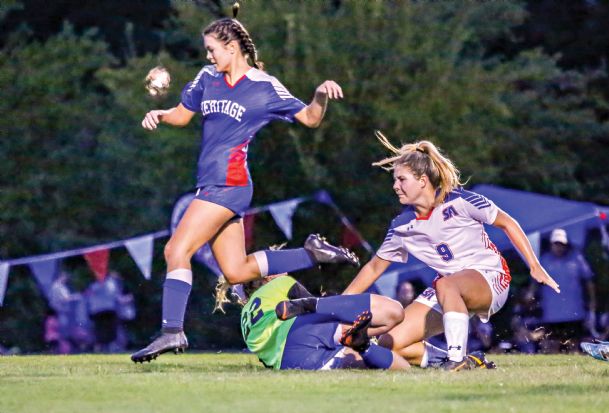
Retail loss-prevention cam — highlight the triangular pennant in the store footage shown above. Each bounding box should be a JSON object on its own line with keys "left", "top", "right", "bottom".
{"left": 0, "top": 262, "right": 10, "bottom": 306}
{"left": 244, "top": 213, "right": 256, "bottom": 251}
{"left": 28, "top": 258, "right": 59, "bottom": 300}
{"left": 269, "top": 199, "right": 300, "bottom": 240}
{"left": 125, "top": 235, "right": 154, "bottom": 280}
{"left": 527, "top": 231, "right": 541, "bottom": 258}
{"left": 84, "top": 249, "right": 109, "bottom": 282}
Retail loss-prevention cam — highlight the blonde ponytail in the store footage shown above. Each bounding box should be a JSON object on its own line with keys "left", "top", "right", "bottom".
{"left": 372, "top": 131, "right": 464, "bottom": 205}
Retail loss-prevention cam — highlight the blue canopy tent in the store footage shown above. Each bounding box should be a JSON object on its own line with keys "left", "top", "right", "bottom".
{"left": 373, "top": 184, "right": 609, "bottom": 298}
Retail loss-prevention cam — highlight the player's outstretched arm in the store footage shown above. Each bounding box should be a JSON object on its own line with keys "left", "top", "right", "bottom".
{"left": 343, "top": 255, "right": 391, "bottom": 295}
{"left": 294, "top": 80, "right": 343, "bottom": 128}
{"left": 492, "top": 209, "right": 561, "bottom": 293}
{"left": 141, "top": 103, "right": 196, "bottom": 130}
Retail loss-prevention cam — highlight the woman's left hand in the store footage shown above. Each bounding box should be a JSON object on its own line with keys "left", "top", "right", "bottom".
{"left": 315, "top": 80, "right": 343, "bottom": 100}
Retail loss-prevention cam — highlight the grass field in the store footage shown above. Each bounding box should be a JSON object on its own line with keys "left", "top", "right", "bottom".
{"left": 1, "top": 353, "right": 608, "bottom": 413}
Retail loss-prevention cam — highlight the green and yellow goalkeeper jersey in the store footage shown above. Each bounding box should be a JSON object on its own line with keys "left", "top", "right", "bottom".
{"left": 240, "top": 275, "right": 297, "bottom": 369}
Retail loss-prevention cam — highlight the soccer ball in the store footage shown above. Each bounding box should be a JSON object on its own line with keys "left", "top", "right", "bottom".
{"left": 145, "top": 66, "right": 171, "bottom": 96}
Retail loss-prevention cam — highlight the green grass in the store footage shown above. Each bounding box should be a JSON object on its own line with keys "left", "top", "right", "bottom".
{"left": 1, "top": 353, "right": 608, "bottom": 413}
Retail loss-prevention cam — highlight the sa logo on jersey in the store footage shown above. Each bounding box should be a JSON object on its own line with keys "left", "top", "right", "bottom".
{"left": 442, "top": 206, "right": 458, "bottom": 221}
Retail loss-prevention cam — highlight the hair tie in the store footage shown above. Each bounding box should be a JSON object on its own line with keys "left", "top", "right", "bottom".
{"left": 415, "top": 147, "right": 425, "bottom": 153}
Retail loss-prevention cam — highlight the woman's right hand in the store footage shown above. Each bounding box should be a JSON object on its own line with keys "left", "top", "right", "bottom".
{"left": 142, "top": 109, "right": 171, "bottom": 130}
{"left": 314, "top": 80, "right": 343, "bottom": 100}
{"left": 530, "top": 264, "right": 560, "bottom": 294}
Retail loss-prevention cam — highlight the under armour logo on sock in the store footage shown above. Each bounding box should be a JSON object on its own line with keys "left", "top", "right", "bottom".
{"left": 448, "top": 345, "right": 462, "bottom": 350}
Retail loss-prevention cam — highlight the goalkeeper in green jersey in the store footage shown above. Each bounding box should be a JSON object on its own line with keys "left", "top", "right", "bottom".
{"left": 217, "top": 274, "right": 410, "bottom": 370}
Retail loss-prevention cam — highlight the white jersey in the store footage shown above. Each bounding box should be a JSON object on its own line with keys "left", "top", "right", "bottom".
{"left": 377, "top": 188, "right": 509, "bottom": 276}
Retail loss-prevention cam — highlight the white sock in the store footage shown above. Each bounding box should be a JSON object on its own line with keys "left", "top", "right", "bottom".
{"left": 443, "top": 312, "right": 469, "bottom": 362}
{"left": 166, "top": 268, "right": 193, "bottom": 285}
{"left": 420, "top": 341, "right": 448, "bottom": 368}
{"left": 252, "top": 251, "right": 269, "bottom": 277}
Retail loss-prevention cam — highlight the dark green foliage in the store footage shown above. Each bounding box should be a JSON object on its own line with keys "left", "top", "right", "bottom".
{"left": 0, "top": 0, "right": 173, "bottom": 61}
{"left": 1, "top": 0, "right": 608, "bottom": 351}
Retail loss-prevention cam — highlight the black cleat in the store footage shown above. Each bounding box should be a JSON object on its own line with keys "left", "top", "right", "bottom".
{"left": 275, "top": 297, "right": 318, "bottom": 321}
{"left": 131, "top": 331, "right": 188, "bottom": 363}
{"left": 304, "top": 234, "right": 360, "bottom": 267}
{"left": 340, "top": 310, "right": 373, "bottom": 353}
{"left": 466, "top": 350, "right": 497, "bottom": 369}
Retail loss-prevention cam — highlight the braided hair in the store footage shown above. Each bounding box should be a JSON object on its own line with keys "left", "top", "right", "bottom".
{"left": 203, "top": 2, "right": 265, "bottom": 70}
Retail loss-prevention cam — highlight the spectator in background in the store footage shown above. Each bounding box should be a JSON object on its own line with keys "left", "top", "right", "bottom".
{"left": 43, "top": 309, "right": 69, "bottom": 354}
{"left": 115, "top": 281, "right": 137, "bottom": 352}
{"left": 48, "top": 272, "right": 89, "bottom": 353}
{"left": 86, "top": 271, "right": 121, "bottom": 353}
{"left": 395, "top": 281, "right": 417, "bottom": 308}
{"left": 468, "top": 317, "right": 494, "bottom": 353}
{"left": 509, "top": 288, "right": 544, "bottom": 353}
{"left": 86, "top": 270, "right": 136, "bottom": 352}
{"left": 534, "top": 228, "right": 596, "bottom": 353}
{"left": 597, "top": 312, "right": 609, "bottom": 341}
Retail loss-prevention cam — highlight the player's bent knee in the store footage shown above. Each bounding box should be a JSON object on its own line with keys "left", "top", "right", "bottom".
{"left": 386, "top": 299, "right": 405, "bottom": 325}
{"left": 434, "top": 276, "right": 453, "bottom": 296}
{"left": 221, "top": 265, "right": 257, "bottom": 285}
{"left": 164, "top": 241, "right": 185, "bottom": 264}
{"left": 220, "top": 269, "right": 241, "bottom": 284}
{"left": 371, "top": 296, "right": 404, "bottom": 326}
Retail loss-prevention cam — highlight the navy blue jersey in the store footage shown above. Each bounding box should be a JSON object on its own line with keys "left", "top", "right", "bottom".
{"left": 181, "top": 66, "right": 306, "bottom": 187}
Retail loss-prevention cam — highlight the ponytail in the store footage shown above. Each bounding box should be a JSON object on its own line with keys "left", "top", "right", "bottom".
{"left": 373, "top": 131, "right": 464, "bottom": 205}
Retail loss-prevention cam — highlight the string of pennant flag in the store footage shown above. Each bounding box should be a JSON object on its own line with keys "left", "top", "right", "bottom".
{"left": 0, "top": 190, "right": 370, "bottom": 306}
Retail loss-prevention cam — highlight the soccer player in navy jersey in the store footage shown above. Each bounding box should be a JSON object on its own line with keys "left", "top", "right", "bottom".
{"left": 214, "top": 274, "right": 410, "bottom": 370}
{"left": 131, "top": 9, "right": 356, "bottom": 363}
{"left": 340, "top": 134, "right": 561, "bottom": 371}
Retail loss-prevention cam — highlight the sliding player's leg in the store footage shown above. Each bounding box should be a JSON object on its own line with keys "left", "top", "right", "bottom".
{"left": 339, "top": 311, "right": 409, "bottom": 370}
{"left": 280, "top": 312, "right": 408, "bottom": 371}
{"left": 276, "top": 293, "right": 403, "bottom": 335}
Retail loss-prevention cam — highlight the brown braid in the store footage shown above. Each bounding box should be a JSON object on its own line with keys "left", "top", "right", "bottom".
{"left": 203, "top": 17, "right": 265, "bottom": 70}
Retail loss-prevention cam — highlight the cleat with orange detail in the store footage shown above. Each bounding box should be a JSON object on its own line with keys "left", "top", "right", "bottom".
{"left": 340, "top": 310, "right": 373, "bottom": 353}
{"left": 275, "top": 297, "right": 317, "bottom": 321}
